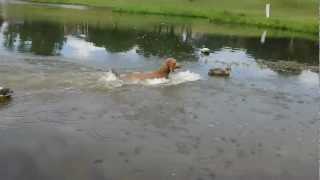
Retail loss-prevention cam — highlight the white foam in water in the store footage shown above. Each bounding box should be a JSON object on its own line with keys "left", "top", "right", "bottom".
{"left": 168, "top": 70, "right": 201, "bottom": 85}
{"left": 101, "top": 71, "right": 118, "bottom": 81}
{"left": 98, "top": 70, "right": 201, "bottom": 88}
{"left": 298, "top": 70, "right": 319, "bottom": 86}
{"left": 98, "top": 71, "right": 123, "bottom": 88}
{"left": 142, "top": 78, "right": 170, "bottom": 86}
{"left": 139, "top": 70, "right": 201, "bottom": 86}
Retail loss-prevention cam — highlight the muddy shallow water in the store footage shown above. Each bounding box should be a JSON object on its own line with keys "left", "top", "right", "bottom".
{"left": 0, "top": 3, "right": 319, "bottom": 180}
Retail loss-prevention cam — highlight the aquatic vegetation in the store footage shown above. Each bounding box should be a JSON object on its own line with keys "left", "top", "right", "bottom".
{"left": 256, "top": 59, "right": 319, "bottom": 74}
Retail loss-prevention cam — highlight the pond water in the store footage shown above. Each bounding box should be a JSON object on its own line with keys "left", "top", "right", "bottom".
{"left": 0, "top": 3, "right": 319, "bottom": 180}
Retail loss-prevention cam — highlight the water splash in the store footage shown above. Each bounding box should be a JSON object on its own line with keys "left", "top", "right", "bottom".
{"left": 97, "top": 71, "right": 123, "bottom": 89}
{"left": 98, "top": 70, "right": 201, "bottom": 88}
{"left": 298, "top": 70, "right": 319, "bottom": 86}
{"left": 168, "top": 70, "right": 201, "bottom": 85}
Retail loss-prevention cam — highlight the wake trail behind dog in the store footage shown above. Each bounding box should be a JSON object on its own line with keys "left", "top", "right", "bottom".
{"left": 98, "top": 70, "right": 201, "bottom": 88}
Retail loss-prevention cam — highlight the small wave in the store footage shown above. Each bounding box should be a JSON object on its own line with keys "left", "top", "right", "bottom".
{"left": 97, "top": 71, "right": 123, "bottom": 88}
{"left": 168, "top": 70, "right": 201, "bottom": 85}
{"left": 142, "top": 78, "right": 170, "bottom": 86}
{"left": 98, "top": 70, "right": 201, "bottom": 88}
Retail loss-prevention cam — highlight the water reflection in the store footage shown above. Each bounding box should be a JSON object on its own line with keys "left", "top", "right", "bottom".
{"left": 193, "top": 34, "right": 318, "bottom": 64}
{"left": 0, "top": 19, "right": 318, "bottom": 65}
{"left": 2, "top": 21, "right": 65, "bottom": 55}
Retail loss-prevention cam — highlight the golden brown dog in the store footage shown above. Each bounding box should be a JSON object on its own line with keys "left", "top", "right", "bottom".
{"left": 118, "top": 58, "right": 180, "bottom": 81}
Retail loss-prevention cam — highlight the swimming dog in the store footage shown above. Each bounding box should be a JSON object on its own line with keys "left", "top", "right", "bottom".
{"left": 117, "top": 58, "right": 181, "bottom": 81}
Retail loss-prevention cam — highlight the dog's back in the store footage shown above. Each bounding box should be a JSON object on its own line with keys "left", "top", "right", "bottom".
{"left": 114, "top": 58, "right": 179, "bottom": 81}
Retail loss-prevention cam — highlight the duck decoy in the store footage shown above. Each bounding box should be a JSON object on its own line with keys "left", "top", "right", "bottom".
{"left": 0, "top": 87, "right": 13, "bottom": 102}
{"left": 208, "top": 67, "right": 231, "bottom": 77}
{"left": 200, "top": 47, "right": 210, "bottom": 55}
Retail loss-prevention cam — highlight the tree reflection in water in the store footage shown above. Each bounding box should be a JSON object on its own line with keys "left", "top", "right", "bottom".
{"left": 0, "top": 20, "right": 318, "bottom": 65}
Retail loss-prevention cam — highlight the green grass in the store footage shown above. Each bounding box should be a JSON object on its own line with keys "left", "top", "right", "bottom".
{"left": 25, "top": 0, "right": 318, "bottom": 34}
{"left": 4, "top": 3, "right": 317, "bottom": 40}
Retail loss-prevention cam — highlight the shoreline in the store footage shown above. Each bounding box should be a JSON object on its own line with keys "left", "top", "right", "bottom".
{"left": 3, "top": 2, "right": 317, "bottom": 41}
{"left": 22, "top": 0, "right": 317, "bottom": 35}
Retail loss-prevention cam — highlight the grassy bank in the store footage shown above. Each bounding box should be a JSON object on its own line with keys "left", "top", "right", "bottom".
{"left": 4, "top": 4, "right": 317, "bottom": 40}
{"left": 25, "top": 0, "right": 318, "bottom": 34}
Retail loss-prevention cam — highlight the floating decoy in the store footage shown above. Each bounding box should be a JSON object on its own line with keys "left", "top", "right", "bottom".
{"left": 200, "top": 47, "right": 210, "bottom": 55}
{"left": 208, "top": 67, "right": 231, "bottom": 77}
{"left": 0, "top": 87, "right": 13, "bottom": 102}
{"left": 79, "top": 34, "right": 86, "bottom": 38}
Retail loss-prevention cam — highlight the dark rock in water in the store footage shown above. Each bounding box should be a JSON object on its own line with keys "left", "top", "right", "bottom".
{"left": 208, "top": 67, "right": 231, "bottom": 77}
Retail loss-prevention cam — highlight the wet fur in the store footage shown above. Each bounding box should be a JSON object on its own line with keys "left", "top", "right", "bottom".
{"left": 119, "top": 58, "right": 179, "bottom": 81}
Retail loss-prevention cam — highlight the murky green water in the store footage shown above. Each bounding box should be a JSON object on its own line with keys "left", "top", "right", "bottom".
{"left": 0, "top": 3, "right": 319, "bottom": 180}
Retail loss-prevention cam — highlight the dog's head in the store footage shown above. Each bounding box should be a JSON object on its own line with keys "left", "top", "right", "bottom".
{"left": 164, "top": 58, "right": 181, "bottom": 73}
